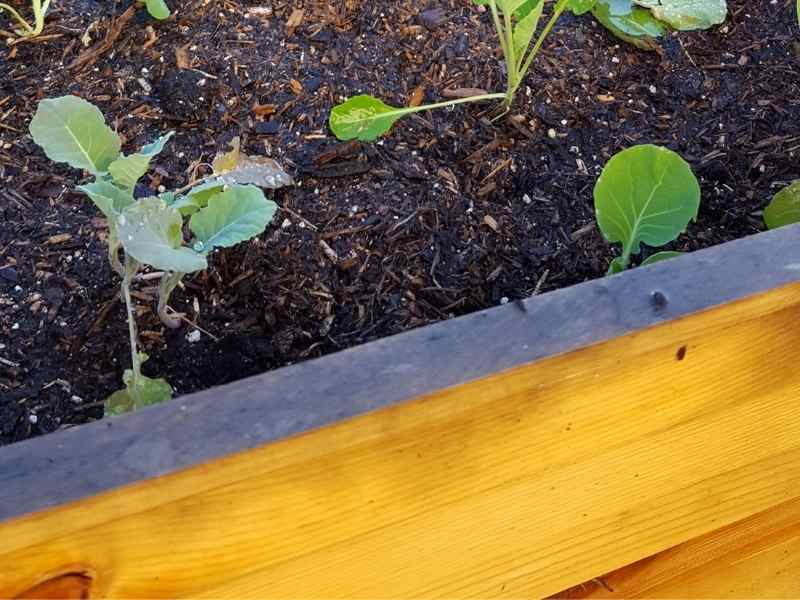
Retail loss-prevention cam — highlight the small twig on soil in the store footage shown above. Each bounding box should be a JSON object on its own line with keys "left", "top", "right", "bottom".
{"left": 134, "top": 271, "right": 166, "bottom": 282}
{"left": 0, "top": 356, "right": 20, "bottom": 368}
{"left": 533, "top": 269, "right": 550, "bottom": 295}
{"left": 174, "top": 313, "right": 220, "bottom": 342}
{"left": 319, "top": 239, "right": 339, "bottom": 264}
{"left": 480, "top": 158, "right": 513, "bottom": 184}
{"left": 68, "top": 6, "right": 135, "bottom": 71}
{"left": 282, "top": 206, "right": 318, "bottom": 231}
{"left": 89, "top": 295, "right": 119, "bottom": 333}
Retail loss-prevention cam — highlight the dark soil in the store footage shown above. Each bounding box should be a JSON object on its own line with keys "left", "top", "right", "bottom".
{"left": 1, "top": 0, "right": 798, "bottom": 444}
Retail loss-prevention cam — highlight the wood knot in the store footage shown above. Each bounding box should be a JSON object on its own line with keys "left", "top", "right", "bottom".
{"left": 14, "top": 572, "right": 93, "bottom": 599}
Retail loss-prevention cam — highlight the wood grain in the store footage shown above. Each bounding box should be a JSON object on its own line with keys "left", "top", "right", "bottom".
{"left": 1, "top": 281, "right": 799, "bottom": 598}
{"left": 553, "top": 496, "right": 800, "bottom": 598}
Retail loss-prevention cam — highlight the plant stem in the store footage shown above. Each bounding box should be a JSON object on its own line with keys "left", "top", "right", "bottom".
{"left": 393, "top": 92, "right": 508, "bottom": 119}
{"left": 513, "top": 0, "right": 570, "bottom": 98}
{"left": 32, "top": 0, "right": 48, "bottom": 35}
{"left": 502, "top": 8, "right": 518, "bottom": 104}
{"left": 122, "top": 253, "right": 141, "bottom": 380}
{"left": 620, "top": 246, "right": 632, "bottom": 270}
{"left": 157, "top": 271, "right": 184, "bottom": 329}
{"left": 0, "top": 2, "right": 34, "bottom": 34}
{"left": 488, "top": 0, "right": 511, "bottom": 76}
{"left": 0, "top": 0, "right": 47, "bottom": 37}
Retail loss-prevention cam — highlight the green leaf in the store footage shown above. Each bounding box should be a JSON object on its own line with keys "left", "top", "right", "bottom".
{"left": 607, "top": 256, "right": 627, "bottom": 275}
{"left": 29, "top": 96, "right": 121, "bottom": 175}
{"left": 764, "top": 181, "right": 800, "bottom": 230}
{"left": 329, "top": 95, "right": 407, "bottom": 141}
{"left": 105, "top": 370, "right": 172, "bottom": 415}
{"left": 568, "top": 0, "right": 598, "bottom": 15}
{"left": 594, "top": 144, "right": 700, "bottom": 262}
{"left": 108, "top": 132, "right": 174, "bottom": 191}
{"left": 513, "top": 0, "right": 544, "bottom": 60}
{"left": 606, "top": 0, "right": 633, "bottom": 15}
{"left": 118, "top": 197, "right": 208, "bottom": 272}
{"left": 77, "top": 180, "right": 134, "bottom": 219}
{"left": 641, "top": 251, "right": 683, "bottom": 266}
{"left": 636, "top": 0, "right": 727, "bottom": 30}
{"left": 591, "top": 1, "right": 666, "bottom": 49}
{"left": 189, "top": 185, "right": 277, "bottom": 252}
{"left": 145, "top": 0, "right": 170, "bottom": 20}
{"left": 472, "top": 0, "right": 527, "bottom": 13}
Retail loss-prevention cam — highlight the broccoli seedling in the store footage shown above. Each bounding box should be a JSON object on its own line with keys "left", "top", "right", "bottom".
{"left": 30, "top": 96, "right": 289, "bottom": 413}
{"left": 329, "top": 0, "right": 586, "bottom": 141}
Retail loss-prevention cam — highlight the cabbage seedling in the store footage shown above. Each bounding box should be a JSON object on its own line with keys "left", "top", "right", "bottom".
{"left": 593, "top": 144, "right": 700, "bottom": 274}
{"left": 30, "top": 96, "right": 286, "bottom": 414}
{"left": 329, "top": 0, "right": 585, "bottom": 141}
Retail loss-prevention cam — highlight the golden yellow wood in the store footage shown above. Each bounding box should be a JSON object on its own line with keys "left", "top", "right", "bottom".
{"left": 554, "top": 495, "right": 800, "bottom": 598}
{"left": 2, "top": 283, "right": 800, "bottom": 599}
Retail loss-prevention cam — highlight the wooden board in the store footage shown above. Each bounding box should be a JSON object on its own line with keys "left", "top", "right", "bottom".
{"left": 554, "top": 495, "right": 800, "bottom": 598}
{"left": 1, "top": 225, "right": 800, "bottom": 598}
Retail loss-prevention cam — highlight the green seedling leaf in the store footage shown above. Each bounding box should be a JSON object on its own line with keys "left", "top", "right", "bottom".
{"left": 513, "top": 0, "right": 544, "bottom": 60}
{"left": 173, "top": 180, "right": 227, "bottom": 215}
{"left": 607, "top": 256, "right": 626, "bottom": 275}
{"left": 641, "top": 251, "right": 683, "bottom": 266}
{"left": 592, "top": 1, "right": 666, "bottom": 49}
{"left": 118, "top": 197, "right": 208, "bottom": 273}
{"left": 594, "top": 144, "right": 700, "bottom": 268}
{"left": 472, "top": 0, "right": 527, "bottom": 13}
{"left": 29, "top": 95, "right": 121, "bottom": 175}
{"left": 77, "top": 180, "right": 134, "bottom": 219}
{"left": 764, "top": 181, "right": 800, "bottom": 230}
{"left": 568, "top": 0, "right": 598, "bottom": 15}
{"left": 108, "top": 132, "right": 174, "bottom": 191}
{"left": 144, "top": 0, "right": 170, "bottom": 20}
{"left": 635, "top": 0, "right": 727, "bottom": 30}
{"left": 606, "top": 0, "right": 634, "bottom": 14}
{"left": 211, "top": 137, "right": 293, "bottom": 189}
{"left": 189, "top": 185, "right": 277, "bottom": 253}
{"left": 329, "top": 95, "right": 406, "bottom": 142}
{"left": 105, "top": 370, "right": 172, "bottom": 415}
{"left": 514, "top": 0, "right": 543, "bottom": 17}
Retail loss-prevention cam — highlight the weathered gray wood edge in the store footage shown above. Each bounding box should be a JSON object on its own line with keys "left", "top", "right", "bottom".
{"left": 1, "top": 224, "right": 799, "bottom": 521}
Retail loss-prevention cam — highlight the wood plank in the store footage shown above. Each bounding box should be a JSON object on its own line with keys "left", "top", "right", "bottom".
{"left": 1, "top": 281, "right": 800, "bottom": 598}
{"left": 3, "top": 225, "right": 800, "bottom": 524}
{"left": 554, "top": 496, "right": 800, "bottom": 598}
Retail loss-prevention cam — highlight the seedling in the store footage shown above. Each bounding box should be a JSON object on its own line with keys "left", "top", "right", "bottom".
{"left": 30, "top": 96, "right": 288, "bottom": 414}
{"left": 0, "top": 0, "right": 49, "bottom": 38}
{"left": 330, "top": 0, "right": 585, "bottom": 141}
{"left": 594, "top": 144, "right": 700, "bottom": 274}
{"left": 579, "top": 0, "right": 727, "bottom": 50}
{"left": 764, "top": 181, "right": 800, "bottom": 230}
{"left": 1, "top": 0, "right": 169, "bottom": 38}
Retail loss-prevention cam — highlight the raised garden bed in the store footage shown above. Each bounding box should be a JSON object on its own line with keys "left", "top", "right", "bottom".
{"left": 1, "top": 224, "right": 799, "bottom": 597}
{"left": 1, "top": 0, "right": 799, "bottom": 439}
{"left": 2, "top": 0, "right": 800, "bottom": 595}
